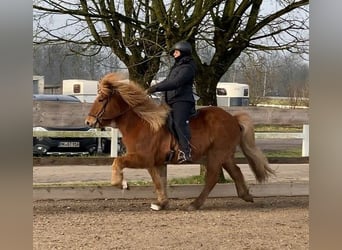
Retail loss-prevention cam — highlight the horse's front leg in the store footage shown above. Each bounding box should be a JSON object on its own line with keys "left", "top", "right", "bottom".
{"left": 148, "top": 166, "right": 169, "bottom": 211}
{"left": 111, "top": 154, "right": 147, "bottom": 189}
{"left": 111, "top": 157, "right": 127, "bottom": 189}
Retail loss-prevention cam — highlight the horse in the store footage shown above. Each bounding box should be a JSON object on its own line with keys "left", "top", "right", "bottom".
{"left": 85, "top": 72, "right": 275, "bottom": 210}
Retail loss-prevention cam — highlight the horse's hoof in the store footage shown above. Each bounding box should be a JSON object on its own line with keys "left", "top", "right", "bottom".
{"left": 150, "top": 201, "right": 169, "bottom": 211}
{"left": 241, "top": 194, "right": 254, "bottom": 203}
{"left": 187, "top": 203, "right": 200, "bottom": 211}
{"left": 122, "top": 180, "right": 129, "bottom": 190}
{"left": 150, "top": 203, "right": 162, "bottom": 211}
{"left": 111, "top": 180, "right": 129, "bottom": 190}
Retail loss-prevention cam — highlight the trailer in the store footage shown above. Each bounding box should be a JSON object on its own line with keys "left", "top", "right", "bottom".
{"left": 62, "top": 79, "right": 98, "bottom": 103}
{"left": 33, "top": 75, "right": 45, "bottom": 94}
{"left": 216, "top": 82, "right": 249, "bottom": 107}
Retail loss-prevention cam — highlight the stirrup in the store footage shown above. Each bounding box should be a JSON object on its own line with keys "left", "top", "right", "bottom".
{"left": 177, "top": 150, "right": 192, "bottom": 164}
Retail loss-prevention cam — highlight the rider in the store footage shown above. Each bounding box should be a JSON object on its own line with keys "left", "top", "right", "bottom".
{"left": 147, "top": 40, "right": 196, "bottom": 163}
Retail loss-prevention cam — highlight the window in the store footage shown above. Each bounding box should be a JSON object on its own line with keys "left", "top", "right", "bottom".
{"left": 243, "top": 88, "right": 249, "bottom": 97}
{"left": 216, "top": 88, "right": 227, "bottom": 96}
{"left": 73, "top": 84, "right": 81, "bottom": 93}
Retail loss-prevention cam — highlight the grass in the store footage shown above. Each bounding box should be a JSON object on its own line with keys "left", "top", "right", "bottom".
{"left": 255, "top": 124, "right": 302, "bottom": 132}
{"left": 264, "top": 148, "right": 302, "bottom": 158}
{"left": 258, "top": 97, "right": 309, "bottom": 107}
{"left": 234, "top": 147, "right": 302, "bottom": 158}
{"left": 168, "top": 175, "right": 232, "bottom": 185}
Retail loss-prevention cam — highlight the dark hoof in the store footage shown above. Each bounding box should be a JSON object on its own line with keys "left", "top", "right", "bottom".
{"left": 187, "top": 202, "right": 200, "bottom": 211}
{"left": 241, "top": 194, "right": 254, "bottom": 203}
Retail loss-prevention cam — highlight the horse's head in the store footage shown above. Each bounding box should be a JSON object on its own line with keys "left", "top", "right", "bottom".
{"left": 85, "top": 73, "right": 132, "bottom": 128}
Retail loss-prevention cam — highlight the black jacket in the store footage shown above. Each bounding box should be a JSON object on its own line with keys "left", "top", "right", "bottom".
{"left": 151, "top": 56, "right": 196, "bottom": 104}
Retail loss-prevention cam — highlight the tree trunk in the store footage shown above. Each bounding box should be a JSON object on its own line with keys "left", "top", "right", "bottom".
{"left": 194, "top": 64, "right": 221, "bottom": 105}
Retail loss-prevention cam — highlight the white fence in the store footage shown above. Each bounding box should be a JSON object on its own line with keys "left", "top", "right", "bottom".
{"left": 33, "top": 124, "right": 309, "bottom": 157}
{"left": 255, "top": 124, "right": 309, "bottom": 157}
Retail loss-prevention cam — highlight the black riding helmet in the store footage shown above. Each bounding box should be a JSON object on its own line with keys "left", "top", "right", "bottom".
{"left": 169, "top": 40, "right": 192, "bottom": 56}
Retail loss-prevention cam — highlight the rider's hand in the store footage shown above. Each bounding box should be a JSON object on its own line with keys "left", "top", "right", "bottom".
{"left": 146, "top": 86, "right": 157, "bottom": 94}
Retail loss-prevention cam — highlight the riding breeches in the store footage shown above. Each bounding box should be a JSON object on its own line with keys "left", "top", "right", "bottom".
{"left": 169, "top": 101, "right": 194, "bottom": 155}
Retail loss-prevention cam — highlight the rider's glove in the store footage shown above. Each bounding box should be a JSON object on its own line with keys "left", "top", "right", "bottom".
{"left": 147, "top": 85, "right": 157, "bottom": 94}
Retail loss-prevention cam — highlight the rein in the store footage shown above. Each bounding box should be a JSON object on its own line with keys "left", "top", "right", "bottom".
{"left": 88, "top": 89, "right": 132, "bottom": 126}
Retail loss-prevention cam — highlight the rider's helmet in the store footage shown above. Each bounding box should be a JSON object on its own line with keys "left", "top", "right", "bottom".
{"left": 169, "top": 40, "right": 192, "bottom": 56}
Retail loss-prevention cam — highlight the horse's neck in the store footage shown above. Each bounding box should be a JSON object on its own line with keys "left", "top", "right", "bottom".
{"left": 114, "top": 111, "right": 141, "bottom": 136}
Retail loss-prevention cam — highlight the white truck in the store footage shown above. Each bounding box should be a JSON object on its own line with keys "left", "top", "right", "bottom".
{"left": 62, "top": 79, "right": 98, "bottom": 103}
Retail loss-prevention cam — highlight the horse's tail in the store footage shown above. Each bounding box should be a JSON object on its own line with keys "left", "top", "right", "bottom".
{"left": 235, "top": 112, "right": 275, "bottom": 182}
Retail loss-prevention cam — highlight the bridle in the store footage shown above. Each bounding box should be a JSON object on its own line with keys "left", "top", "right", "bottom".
{"left": 87, "top": 88, "right": 132, "bottom": 127}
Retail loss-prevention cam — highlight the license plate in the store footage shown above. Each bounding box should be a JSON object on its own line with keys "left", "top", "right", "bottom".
{"left": 58, "top": 141, "right": 80, "bottom": 148}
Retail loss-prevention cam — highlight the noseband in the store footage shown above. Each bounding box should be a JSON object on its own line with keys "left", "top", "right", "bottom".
{"left": 88, "top": 89, "right": 131, "bottom": 126}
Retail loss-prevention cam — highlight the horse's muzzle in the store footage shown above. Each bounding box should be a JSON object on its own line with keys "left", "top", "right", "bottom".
{"left": 85, "top": 116, "right": 97, "bottom": 128}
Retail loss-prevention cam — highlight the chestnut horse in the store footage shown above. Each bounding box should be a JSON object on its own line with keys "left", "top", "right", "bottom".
{"left": 85, "top": 73, "right": 275, "bottom": 210}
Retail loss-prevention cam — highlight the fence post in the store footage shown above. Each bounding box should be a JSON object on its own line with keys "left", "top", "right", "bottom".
{"left": 97, "top": 128, "right": 103, "bottom": 153}
{"left": 302, "top": 124, "right": 309, "bottom": 157}
{"left": 110, "top": 128, "right": 118, "bottom": 157}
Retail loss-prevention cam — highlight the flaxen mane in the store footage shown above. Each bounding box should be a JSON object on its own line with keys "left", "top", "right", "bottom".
{"left": 99, "top": 73, "right": 170, "bottom": 132}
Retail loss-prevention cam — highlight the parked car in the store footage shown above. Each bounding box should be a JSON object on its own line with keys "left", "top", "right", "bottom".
{"left": 33, "top": 94, "right": 81, "bottom": 102}
{"left": 33, "top": 126, "right": 101, "bottom": 156}
{"left": 96, "top": 127, "right": 126, "bottom": 156}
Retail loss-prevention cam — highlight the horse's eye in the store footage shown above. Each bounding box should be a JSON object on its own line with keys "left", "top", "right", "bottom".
{"left": 97, "top": 94, "right": 106, "bottom": 102}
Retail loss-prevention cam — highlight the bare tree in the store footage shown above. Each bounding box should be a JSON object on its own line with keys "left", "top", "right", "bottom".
{"left": 33, "top": 0, "right": 309, "bottom": 105}
{"left": 274, "top": 53, "right": 308, "bottom": 98}
{"left": 238, "top": 55, "right": 266, "bottom": 105}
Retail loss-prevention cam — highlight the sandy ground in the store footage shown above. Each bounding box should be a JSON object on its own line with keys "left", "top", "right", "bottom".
{"left": 33, "top": 196, "right": 308, "bottom": 250}
{"left": 33, "top": 151, "right": 309, "bottom": 249}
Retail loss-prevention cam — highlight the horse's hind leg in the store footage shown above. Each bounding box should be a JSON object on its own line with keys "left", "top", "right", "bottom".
{"left": 222, "top": 160, "right": 253, "bottom": 202}
{"left": 188, "top": 161, "right": 221, "bottom": 210}
{"left": 148, "top": 167, "right": 169, "bottom": 210}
